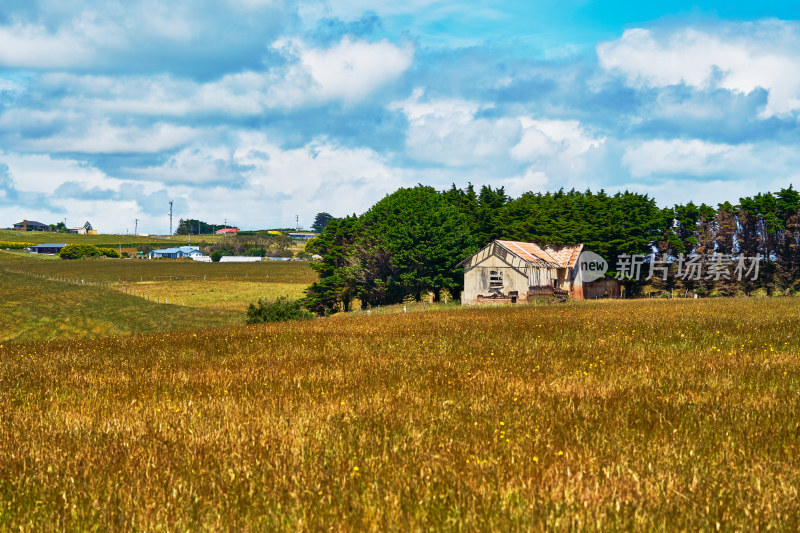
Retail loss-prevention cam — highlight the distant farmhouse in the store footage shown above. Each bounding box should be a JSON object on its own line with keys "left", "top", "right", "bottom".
{"left": 460, "top": 240, "right": 620, "bottom": 305}
{"left": 13, "top": 220, "right": 50, "bottom": 232}
{"left": 215, "top": 227, "right": 239, "bottom": 235}
{"left": 149, "top": 246, "right": 204, "bottom": 259}
{"left": 28, "top": 243, "right": 67, "bottom": 255}
{"left": 68, "top": 221, "right": 94, "bottom": 235}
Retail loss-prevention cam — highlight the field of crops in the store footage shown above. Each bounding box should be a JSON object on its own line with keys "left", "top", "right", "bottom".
{"left": 1, "top": 295, "right": 799, "bottom": 529}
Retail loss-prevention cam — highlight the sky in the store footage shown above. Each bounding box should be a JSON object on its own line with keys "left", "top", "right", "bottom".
{"left": 2, "top": 1, "right": 800, "bottom": 234}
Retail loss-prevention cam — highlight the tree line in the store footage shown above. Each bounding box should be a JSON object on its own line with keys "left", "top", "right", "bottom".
{"left": 303, "top": 184, "right": 800, "bottom": 314}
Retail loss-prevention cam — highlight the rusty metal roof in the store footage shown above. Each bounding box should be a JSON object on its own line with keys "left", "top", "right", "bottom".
{"left": 542, "top": 244, "right": 584, "bottom": 269}
{"left": 495, "top": 240, "right": 583, "bottom": 269}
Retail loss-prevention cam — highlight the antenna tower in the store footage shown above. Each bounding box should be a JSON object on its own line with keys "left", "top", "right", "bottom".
{"left": 168, "top": 201, "right": 174, "bottom": 235}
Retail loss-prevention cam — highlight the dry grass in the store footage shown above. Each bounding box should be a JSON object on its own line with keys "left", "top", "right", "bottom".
{"left": 1, "top": 298, "right": 799, "bottom": 529}
{"left": 116, "top": 280, "right": 309, "bottom": 311}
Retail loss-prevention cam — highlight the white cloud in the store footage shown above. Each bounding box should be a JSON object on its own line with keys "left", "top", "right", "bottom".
{"left": 1, "top": 152, "right": 122, "bottom": 193}
{"left": 21, "top": 121, "right": 200, "bottom": 154}
{"left": 235, "top": 132, "right": 403, "bottom": 218}
{"left": 129, "top": 145, "right": 243, "bottom": 185}
{"left": 621, "top": 139, "right": 800, "bottom": 182}
{"left": 393, "top": 90, "right": 605, "bottom": 170}
{"left": 511, "top": 118, "right": 605, "bottom": 164}
{"left": 0, "top": 21, "right": 98, "bottom": 68}
{"left": 392, "top": 90, "right": 520, "bottom": 165}
{"left": 274, "top": 36, "right": 414, "bottom": 105}
{"left": 622, "top": 139, "right": 747, "bottom": 178}
{"left": 597, "top": 21, "right": 800, "bottom": 117}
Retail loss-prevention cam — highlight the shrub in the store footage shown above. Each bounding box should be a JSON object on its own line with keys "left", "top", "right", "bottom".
{"left": 98, "top": 247, "right": 121, "bottom": 258}
{"left": 59, "top": 244, "right": 101, "bottom": 260}
{"left": 246, "top": 296, "right": 315, "bottom": 324}
{"left": 0, "top": 241, "right": 34, "bottom": 250}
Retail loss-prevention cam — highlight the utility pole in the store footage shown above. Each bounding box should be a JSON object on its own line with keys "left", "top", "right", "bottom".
{"left": 134, "top": 218, "right": 138, "bottom": 236}
{"left": 296, "top": 215, "right": 300, "bottom": 231}
{"left": 168, "top": 201, "right": 174, "bottom": 236}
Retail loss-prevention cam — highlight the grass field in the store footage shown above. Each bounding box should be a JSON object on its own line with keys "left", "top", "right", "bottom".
{"left": 0, "top": 250, "right": 317, "bottom": 283}
{"left": 0, "top": 270, "right": 241, "bottom": 342}
{"left": 116, "top": 280, "right": 309, "bottom": 311}
{"left": 0, "top": 252, "right": 315, "bottom": 341}
{"left": 1, "top": 297, "right": 799, "bottom": 529}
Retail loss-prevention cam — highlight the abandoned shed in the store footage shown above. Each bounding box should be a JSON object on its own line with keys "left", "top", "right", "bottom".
{"left": 459, "top": 240, "right": 620, "bottom": 304}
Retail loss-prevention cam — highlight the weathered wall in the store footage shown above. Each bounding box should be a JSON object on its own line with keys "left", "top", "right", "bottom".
{"left": 462, "top": 254, "right": 530, "bottom": 305}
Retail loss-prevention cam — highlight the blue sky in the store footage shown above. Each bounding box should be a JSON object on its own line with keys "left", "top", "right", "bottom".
{"left": 1, "top": 1, "right": 800, "bottom": 233}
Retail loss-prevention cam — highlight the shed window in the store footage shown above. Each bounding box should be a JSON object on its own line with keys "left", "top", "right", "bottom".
{"left": 489, "top": 270, "right": 503, "bottom": 289}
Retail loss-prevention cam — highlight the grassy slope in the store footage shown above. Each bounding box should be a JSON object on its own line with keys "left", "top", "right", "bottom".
{"left": 0, "top": 270, "right": 241, "bottom": 342}
{"left": 1, "top": 298, "right": 799, "bottom": 529}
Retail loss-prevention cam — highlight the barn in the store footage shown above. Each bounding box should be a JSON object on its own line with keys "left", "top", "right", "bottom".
{"left": 459, "top": 240, "right": 620, "bottom": 305}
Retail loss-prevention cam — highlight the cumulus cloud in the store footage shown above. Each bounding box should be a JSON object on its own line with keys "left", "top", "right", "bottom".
{"left": 392, "top": 90, "right": 605, "bottom": 173}
{"left": 274, "top": 36, "right": 414, "bottom": 105}
{"left": 598, "top": 21, "right": 800, "bottom": 117}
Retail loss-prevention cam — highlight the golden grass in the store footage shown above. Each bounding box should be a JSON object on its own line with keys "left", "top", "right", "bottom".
{"left": 1, "top": 297, "right": 799, "bottom": 529}
{"left": 115, "top": 280, "right": 309, "bottom": 311}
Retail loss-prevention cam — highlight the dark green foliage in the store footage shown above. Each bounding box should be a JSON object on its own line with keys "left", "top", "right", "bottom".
{"left": 97, "top": 247, "right": 121, "bottom": 258}
{"left": 304, "top": 187, "right": 478, "bottom": 314}
{"left": 176, "top": 219, "right": 232, "bottom": 235}
{"left": 358, "top": 186, "right": 478, "bottom": 305}
{"left": 311, "top": 212, "right": 334, "bottom": 233}
{"left": 246, "top": 296, "right": 315, "bottom": 324}
{"left": 210, "top": 249, "right": 227, "bottom": 262}
{"left": 59, "top": 244, "right": 101, "bottom": 260}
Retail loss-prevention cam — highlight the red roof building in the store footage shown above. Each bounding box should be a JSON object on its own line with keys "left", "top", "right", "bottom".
{"left": 215, "top": 228, "right": 239, "bottom": 234}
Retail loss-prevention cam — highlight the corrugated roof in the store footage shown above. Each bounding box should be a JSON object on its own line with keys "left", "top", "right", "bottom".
{"left": 495, "top": 240, "right": 583, "bottom": 268}
{"left": 152, "top": 246, "right": 200, "bottom": 254}
{"left": 542, "top": 244, "right": 584, "bottom": 269}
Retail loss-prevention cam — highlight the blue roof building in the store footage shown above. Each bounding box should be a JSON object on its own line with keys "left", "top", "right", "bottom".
{"left": 149, "top": 246, "right": 203, "bottom": 259}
